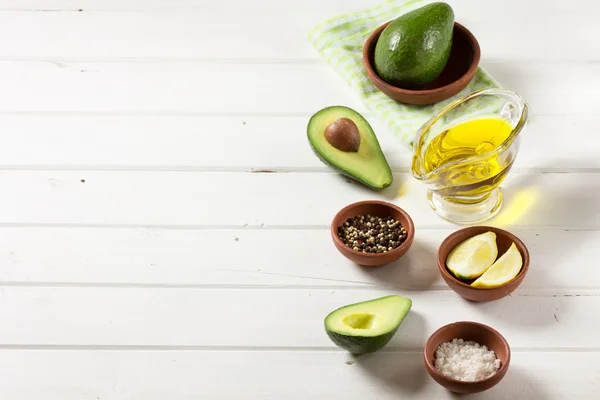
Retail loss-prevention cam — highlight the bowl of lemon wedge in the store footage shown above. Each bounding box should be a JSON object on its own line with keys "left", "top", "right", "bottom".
{"left": 437, "top": 226, "right": 530, "bottom": 302}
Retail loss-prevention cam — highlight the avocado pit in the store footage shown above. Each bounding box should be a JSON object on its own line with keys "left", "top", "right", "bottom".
{"left": 324, "top": 118, "right": 361, "bottom": 152}
{"left": 306, "top": 105, "right": 393, "bottom": 190}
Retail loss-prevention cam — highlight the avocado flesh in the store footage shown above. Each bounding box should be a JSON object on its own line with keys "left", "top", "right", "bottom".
{"left": 374, "top": 2, "right": 454, "bottom": 88}
{"left": 307, "top": 106, "right": 393, "bottom": 190}
{"left": 325, "top": 295, "right": 412, "bottom": 354}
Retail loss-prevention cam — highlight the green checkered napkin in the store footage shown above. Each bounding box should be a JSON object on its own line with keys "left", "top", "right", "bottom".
{"left": 308, "top": 0, "right": 501, "bottom": 148}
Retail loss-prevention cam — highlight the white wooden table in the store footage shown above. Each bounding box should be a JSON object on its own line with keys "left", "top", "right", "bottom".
{"left": 0, "top": 0, "right": 597, "bottom": 398}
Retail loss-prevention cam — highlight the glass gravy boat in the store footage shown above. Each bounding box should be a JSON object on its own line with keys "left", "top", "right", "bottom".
{"left": 411, "top": 89, "right": 529, "bottom": 224}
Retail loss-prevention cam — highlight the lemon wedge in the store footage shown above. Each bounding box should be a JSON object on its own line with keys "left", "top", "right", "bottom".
{"left": 471, "top": 243, "right": 523, "bottom": 288}
{"left": 446, "top": 231, "right": 498, "bottom": 280}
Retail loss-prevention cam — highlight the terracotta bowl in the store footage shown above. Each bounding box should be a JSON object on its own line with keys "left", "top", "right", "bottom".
{"left": 437, "top": 226, "right": 530, "bottom": 302}
{"left": 331, "top": 200, "right": 414, "bottom": 267}
{"left": 363, "top": 21, "right": 480, "bottom": 105}
{"left": 424, "top": 321, "right": 510, "bottom": 394}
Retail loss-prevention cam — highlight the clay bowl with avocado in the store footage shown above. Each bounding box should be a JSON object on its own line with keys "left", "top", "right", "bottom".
{"left": 363, "top": 20, "right": 480, "bottom": 105}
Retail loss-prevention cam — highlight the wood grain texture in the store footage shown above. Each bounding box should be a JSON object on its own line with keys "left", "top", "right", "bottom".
{"left": 1, "top": 0, "right": 597, "bottom": 12}
{"left": 0, "top": 287, "right": 595, "bottom": 349}
{"left": 0, "top": 350, "right": 594, "bottom": 399}
{"left": 0, "top": 1, "right": 596, "bottom": 61}
{"left": 0, "top": 170, "right": 594, "bottom": 229}
{"left": 0, "top": 227, "right": 597, "bottom": 290}
{"left": 0, "top": 114, "right": 596, "bottom": 171}
{"left": 0, "top": 62, "right": 592, "bottom": 116}
{"left": 0, "top": 0, "right": 596, "bottom": 397}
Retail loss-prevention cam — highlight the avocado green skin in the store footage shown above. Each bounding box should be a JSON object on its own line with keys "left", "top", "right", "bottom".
{"left": 325, "top": 326, "right": 399, "bottom": 355}
{"left": 323, "top": 295, "right": 412, "bottom": 355}
{"left": 307, "top": 141, "right": 392, "bottom": 191}
{"left": 374, "top": 2, "right": 454, "bottom": 89}
{"left": 307, "top": 106, "right": 393, "bottom": 191}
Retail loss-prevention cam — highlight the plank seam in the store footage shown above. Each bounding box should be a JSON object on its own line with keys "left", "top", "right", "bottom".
{"left": 0, "top": 344, "right": 596, "bottom": 353}
{"left": 0, "top": 282, "right": 599, "bottom": 294}
{"left": 0, "top": 165, "right": 594, "bottom": 173}
{"left": 0, "top": 223, "right": 596, "bottom": 231}
{"left": 0, "top": 110, "right": 583, "bottom": 117}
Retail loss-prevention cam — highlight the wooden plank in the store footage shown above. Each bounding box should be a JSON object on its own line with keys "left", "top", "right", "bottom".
{"left": 0, "top": 61, "right": 592, "bottom": 116}
{"left": 0, "top": 61, "right": 365, "bottom": 114}
{"left": 0, "top": 349, "right": 594, "bottom": 399}
{"left": 0, "top": 114, "right": 407, "bottom": 170}
{"left": 0, "top": 1, "right": 591, "bottom": 399}
{"left": 0, "top": 114, "right": 595, "bottom": 172}
{"left": 0, "top": 227, "right": 597, "bottom": 290}
{"left": 0, "top": 170, "right": 594, "bottom": 229}
{"left": 0, "top": 287, "right": 595, "bottom": 348}
{"left": 0, "top": 0, "right": 597, "bottom": 12}
{"left": 0, "top": 0, "right": 377, "bottom": 11}
{"left": 0, "top": 8, "right": 595, "bottom": 62}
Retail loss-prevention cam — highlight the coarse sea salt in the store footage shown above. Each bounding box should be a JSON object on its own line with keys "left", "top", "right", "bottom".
{"left": 434, "top": 338, "right": 501, "bottom": 382}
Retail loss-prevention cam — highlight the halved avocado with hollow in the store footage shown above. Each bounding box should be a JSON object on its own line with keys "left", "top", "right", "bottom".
{"left": 307, "top": 106, "right": 393, "bottom": 190}
{"left": 325, "top": 295, "right": 412, "bottom": 354}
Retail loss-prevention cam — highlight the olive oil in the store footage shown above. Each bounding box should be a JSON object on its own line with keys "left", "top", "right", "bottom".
{"left": 420, "top": 117, "right": 514, "bottom": 198}
{"left": 410, "top": 88, "right": 528, "bottom": 224}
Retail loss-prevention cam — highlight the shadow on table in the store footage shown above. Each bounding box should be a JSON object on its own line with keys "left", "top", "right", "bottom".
{"left": 358, "top": 240, "right": 439, "bottom": 290}
{"left": 454, "top": 287, "right": 568, "bottom": 329}
{"left": 450, "top": 367, "right": 548, "bottom": 399}
{"left": 353, "top": 353, "right": 427, "bottom": 396}
{"left": 331, "top": 171, "right": 405, "bottom": 201}
{"left": 352, "top": 311, "right": 428, "bottom": 395}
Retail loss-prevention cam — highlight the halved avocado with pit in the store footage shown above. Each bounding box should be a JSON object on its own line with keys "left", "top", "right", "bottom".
{"left": 307, "top": 106, "right": 393, "bottom": 190}
{"left": 325, "top": 295, "right": 412, "bottom": 354}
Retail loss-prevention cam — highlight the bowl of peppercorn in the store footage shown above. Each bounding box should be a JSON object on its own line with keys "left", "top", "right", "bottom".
{"left": 331, "top": 200, "right": 415, "bottom": 266}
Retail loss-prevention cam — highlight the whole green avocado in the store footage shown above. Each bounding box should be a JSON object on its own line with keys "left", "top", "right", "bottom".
{"left": 374, "top": 2, "right": 454, "bottom": 89}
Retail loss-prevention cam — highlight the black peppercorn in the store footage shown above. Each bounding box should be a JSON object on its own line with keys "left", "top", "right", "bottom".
{"left": 338, "top": 214, "right": 407, "bottom": 254}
